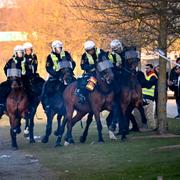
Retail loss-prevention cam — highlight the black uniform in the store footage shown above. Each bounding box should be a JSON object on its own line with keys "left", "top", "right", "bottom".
{"left": 76, "top": 49, "right": 107, "bottom": 103}
{"left": 81, "top": 49, "right": 106, "bottom": 75}
{"left": 46, "top": 51, "right": 76, "bottom": 78}
{"left": 4, "top": 56, "right": 22, "bottom": 76}
{"left": 169, "top": 66, "right": 180, "bottom": 117}
{"left": 23, "top": 54, "right": 38, "bottom": 77}
{"left": 22, "top": 53, "right": 43, "bottom": 101}
{"left": 0, "top": 56, "right": 23, "bottom": 116}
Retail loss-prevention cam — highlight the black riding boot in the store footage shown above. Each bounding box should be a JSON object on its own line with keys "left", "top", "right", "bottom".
{"left": 75, "top": 88, "right": 86, "bottom": 104}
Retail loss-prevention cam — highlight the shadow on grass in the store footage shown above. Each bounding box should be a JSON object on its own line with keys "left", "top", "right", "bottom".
{"left": 1, "top": 117, "right": 180, "bottom": 179}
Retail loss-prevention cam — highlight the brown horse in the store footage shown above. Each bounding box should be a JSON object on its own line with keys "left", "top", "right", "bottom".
{"left": 79, "top": 66, "right": 147, "bottom": 143}
{"left": 6, "top": 79, "right": 28, "bottom": 149}
{"left": 55, "top": 59, "right": 114, "bottom": 146}
{"left": 113, "top": 61, "right": 147, "bottom": 137}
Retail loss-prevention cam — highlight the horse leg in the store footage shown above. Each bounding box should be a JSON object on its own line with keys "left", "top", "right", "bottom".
{"left": 64, "top": 111, "right": 86, "bottom": 145}
{"left": 119, "top": 103, "right": 129, "bottom": 141}
{"left": 42, "top": 109, "right": 55, "bottom": 143}
{"left": 10, "top": 128, "right": 18, "bottom": 150}
{"left": 9, "top": 114, "right": 18, "bottom": 149}
{"left": 108, "top": 103, "right": 119, "bottom": 130}
{"left": 55, "top": 116, "right": 67, "bottom": 147}
{"left": 80, "top": 113, "right": 93, "bottom": 143}
{"left": 129, "top": 113, "right": 139, "bottom": 132}
{"left": 54, "top": 114, "right": 62, "bottom": 136}
{"left": 108, "top": 103, "right": 119, "bottom": 140}
{"left": 138, "top": 105, "right": 148, "bottom": 128}
{"left": 28, "top": 105, "right": 38, "bottom": 143}
{"left": 24, "top": 115, "right": 29, "bottom": 138}
{"left": 94, "top": 112, "right": 104, "bottom": 143}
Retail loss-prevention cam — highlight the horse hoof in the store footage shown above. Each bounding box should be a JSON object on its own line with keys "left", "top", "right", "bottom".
{"left": 29, "top": 139, "right": 35, "bottom": 143}
{"left": 24, "top": 133, "right": 29, "bottom": 138}
{"left": 41, "top": 136, "right": 49, "bottom": 143}
{"left": 64, "top": 141, "right": 70, "bottom": 146}
{"left": 68, "top": 138, "right": 75, "bottom": 144}
{"left": 98, "top": 139, "right": 104, "bottom": 144}
{"left": 79, "top": 136, "right": 86, "bottom": 143}
{"left": 98, "top": 141, "right": 104, "bottom": 144}
{"left": 24, "top": 128, "right": 29, "bottom": 137}
{"left": 54, "top": 130, "right": 59, "bottom": 136}
{"left": 108, "top": 130, "right": 117, "bottom": 140}
{"left": 129, "top": 128, "right": 139, "bottom": 132}
{"left": 121, "top": 136, "right": 127, "bottom": 142}
{"left": 12, "top": 146, "right": 18, "bottom": 150}
{"left": 55, "top": 143, "right": 62, "bottom": 148}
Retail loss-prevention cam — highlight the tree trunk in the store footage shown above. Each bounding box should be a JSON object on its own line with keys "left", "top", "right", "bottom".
{"left": 157, "top": 1, "right": 168, "bottom": 134}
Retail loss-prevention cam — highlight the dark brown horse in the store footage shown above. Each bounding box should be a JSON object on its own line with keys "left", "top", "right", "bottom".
{"left": 112, "top": 60, "right": 147, "bottom": 138}
{"left": 55, "top": 59, "right": 114, "bottom": 146}
{"left": 6, "top": 78, "right": 28, "bottom": 149}
{"left": 79, "top": 67, "right": 147, "bottom": 143}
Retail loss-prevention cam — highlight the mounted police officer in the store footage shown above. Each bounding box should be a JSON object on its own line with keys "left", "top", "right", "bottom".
{"left": 107, "top": 40, "right": 124, "bottom": 133}
{"left": 76, "top": 40, "right": 107, "bottom": 103}
{"left": 46, "top": 40, "right": 76, "bottom": 79}
{"left": 0, "top": 45, "right": 24, "bottom": 118}
{"left": 41, "top": 40, "right": 76, "bottom": 111}
{"left": 22, "top": 42, "right": 43, "bottom": 100}
{"left": 108, "top": 39, "right": 123, "bottom": 72}
{"left": 22, "top": 42, "right": 38, "bottom": 77}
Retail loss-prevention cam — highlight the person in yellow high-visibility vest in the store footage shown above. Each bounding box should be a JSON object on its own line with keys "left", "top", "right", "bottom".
{"left": 0, "top": 45, "right": 24, "bottom": 118}
{"left": 76, "top": 40, "right": 107, "bottom": 103}
{"left": 42, "top": 40, "right": 76, "bottom": 112}
{"left": 142, "top": 64, "right": 158, "bottom": 130}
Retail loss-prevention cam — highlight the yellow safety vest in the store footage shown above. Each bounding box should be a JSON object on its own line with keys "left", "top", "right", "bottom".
{"left": 50, "top": 50, "right": 66, "bottom": 71}
{"left": 85, "top": 48, "right": 101, "bottom": 72}
{"left": 21, "top": 59, "right": 26, "bottom": 75}
{"left": 86, "top": 48, "right": 101, "bottom": 65}
{"left": 21, "top": 53, "right": 35, "bottom": 75}
{"left": 108, "top": 52, "right": 122, "bottom": 65}
{"left": 11, "top": 57, "right": 26, "bottom": 75}
{"left": 13, "top": 57, "right": 18, "bottom": 64}
{"left": 142, "top": 73, "right": 158, "bottom": 97}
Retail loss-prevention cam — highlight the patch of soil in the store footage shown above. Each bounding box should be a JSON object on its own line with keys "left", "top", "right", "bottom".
{"left": 0, "top": 132, "right": 57, "bottom": 180}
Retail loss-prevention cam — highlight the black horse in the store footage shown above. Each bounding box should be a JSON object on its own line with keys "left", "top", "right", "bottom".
{"left": 23, "top": 75, "right": 45, "bottom": 143}
{"left": 41, "top": 61, "right": 75, "bottom": 144}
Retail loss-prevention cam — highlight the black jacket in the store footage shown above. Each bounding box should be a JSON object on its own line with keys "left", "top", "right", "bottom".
{"left": 4, "top": 56, "right": 23, "bottom": 77}
{"left": 169, "top": 67, "right": 180, "bottom": 97}
{"left": 81, "top": 49, "right": 107, "bottom": 73}
{"left": 23, "top": 53, "right": 38, "bottom": 77}
{"left": 46, "top": 51, "right": 76, "bottom": 78}
{"left": 137, "top": 71, "right": 158, "bottom": 101}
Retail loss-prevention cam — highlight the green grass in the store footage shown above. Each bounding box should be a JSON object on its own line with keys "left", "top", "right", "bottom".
{"left": 1, "top": 117, "right": 180, "bottom": 180}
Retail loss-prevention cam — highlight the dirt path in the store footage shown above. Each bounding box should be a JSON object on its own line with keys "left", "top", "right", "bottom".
{"left": 0, "top": 131, "right": 56, "bottom": 180}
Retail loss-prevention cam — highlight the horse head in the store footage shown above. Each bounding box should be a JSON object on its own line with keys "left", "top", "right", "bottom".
{"left": 59, "top": 60, "right": 75, "bottom": 85}
{"left": 96, "top": 56, "right": 114, "bottom": 85}
{"left": 10, "top": 77, "right": 22, "bottom": 91}
{"left": 123, "top": 47, "right": 140, "bottom": 73}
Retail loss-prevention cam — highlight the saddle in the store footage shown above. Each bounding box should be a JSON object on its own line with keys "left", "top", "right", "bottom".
{"left": 75, "top": 74, "right": 97, "bottom": 103}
